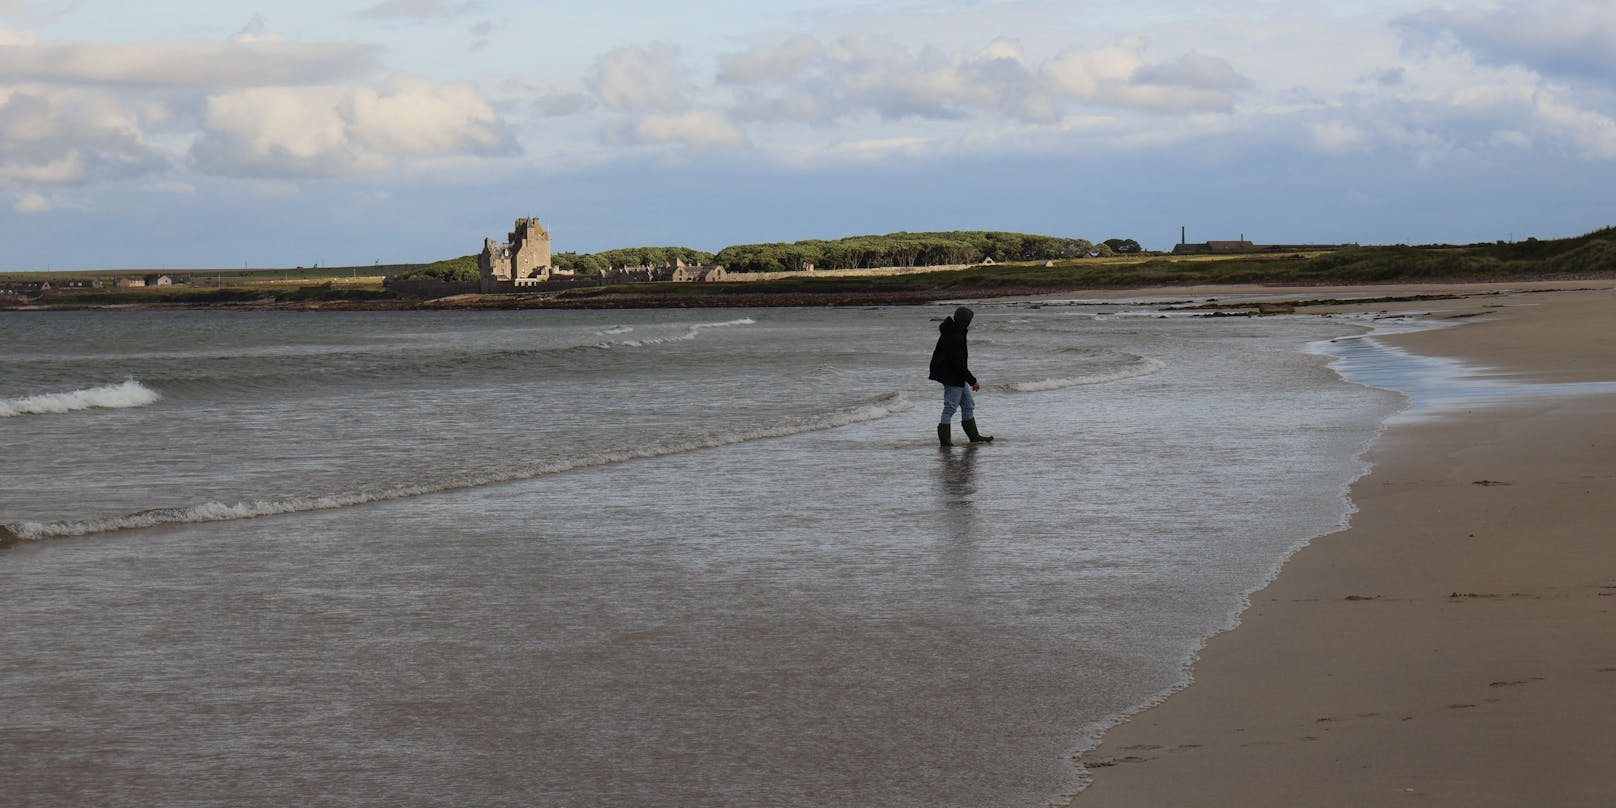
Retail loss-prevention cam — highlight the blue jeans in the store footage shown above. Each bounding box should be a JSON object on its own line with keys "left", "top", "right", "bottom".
{"left": 940, "top": 384, "right": 974, "bottom": 424}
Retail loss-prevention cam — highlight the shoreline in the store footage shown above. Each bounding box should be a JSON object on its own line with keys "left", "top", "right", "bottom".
{"left": 1064, "top": 282, "right": 1616, "bottom": 806}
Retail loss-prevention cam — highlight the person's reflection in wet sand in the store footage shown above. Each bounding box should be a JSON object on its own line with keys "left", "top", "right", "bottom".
{"left": 935, "top": 444, "right": 981, "bottom": 549}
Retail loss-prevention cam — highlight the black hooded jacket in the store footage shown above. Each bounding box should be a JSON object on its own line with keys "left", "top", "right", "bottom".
{"left": 928, "top": 314, "right": 976, "bottom": 387}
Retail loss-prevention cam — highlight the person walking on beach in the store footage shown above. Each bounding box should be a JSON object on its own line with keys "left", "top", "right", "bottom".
{"left": 929, "top": 306, "right": 993, "bottom": 447}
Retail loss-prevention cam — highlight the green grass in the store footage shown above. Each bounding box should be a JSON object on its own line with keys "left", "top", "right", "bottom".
{"left": 31, "top": 283, "right": 399, "bottom": 305}
{"left": 0, "top": 265, "right": 411, "bottom": 286}
{"left": 557, "top": 228, "right": 1616, "bottom": 301}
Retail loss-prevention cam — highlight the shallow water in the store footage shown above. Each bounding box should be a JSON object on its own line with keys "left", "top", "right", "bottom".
{"left": 1313, "top": 324, "right": 1616, "bottom": 418}
{"left": 2, "top": 305, "right": 1400, "bottom": 806}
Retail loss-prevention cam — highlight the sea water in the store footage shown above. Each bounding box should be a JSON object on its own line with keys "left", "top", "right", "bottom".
{"left": 0, "top": 304, "right": 1400, "bottom": 807}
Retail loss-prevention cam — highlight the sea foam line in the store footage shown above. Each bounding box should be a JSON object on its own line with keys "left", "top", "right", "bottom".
{"left": 1001, "top": 357, "right": 1166, "bottom": 393}
{"left": 598, "top": 317, "right": 756, "bottom": 348}
{"left": 0, "top": 380, "right": 161, "bottom": 418}
{"left": 0, "top": 391, "right": 911, "bottom": 545}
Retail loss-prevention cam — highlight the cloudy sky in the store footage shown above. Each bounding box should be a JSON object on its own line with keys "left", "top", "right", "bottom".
{"left": 2, "top": 0, "right": 1614, "bottom": 268}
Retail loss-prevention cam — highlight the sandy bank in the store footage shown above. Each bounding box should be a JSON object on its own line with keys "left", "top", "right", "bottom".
{"left": 1066, "top": 283, "right": 1616, "bottom": 807}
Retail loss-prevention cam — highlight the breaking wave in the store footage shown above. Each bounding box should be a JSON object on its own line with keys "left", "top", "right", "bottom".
{"left": 1001, "top": 357, "right": 1166, "bottom": 392}
{"left": 0, "top": 380, "right": 161, "bottom": 418}
{"left": 597, "top": 317, "right": 756, "bottom": 348}
{"left": 0, "top": 391, "right": 910, "bottom": 545}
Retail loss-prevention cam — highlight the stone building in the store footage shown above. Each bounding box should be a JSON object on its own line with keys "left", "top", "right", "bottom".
{"left": 603, "top": 257, "right": 727, "bottom": 284}
{"left": 671, "top": 260, "right": 726, "bottom": 282}
{"left": 1171, "top": 227, "right": 1358, "bottom": 255}
{"left": 479, "top": 217, "right": 570, "bottom": 291}
{"left": 0, "top": 281, "right": 51, "bottom": 296}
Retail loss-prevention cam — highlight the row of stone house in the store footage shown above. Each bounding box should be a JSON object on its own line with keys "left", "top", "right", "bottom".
{"left": 1, "top": 274, "right": 192, "bottom": 297}
{"left": 601, "top": 259, "right": 727, "bottom": 284}
{"left": 116, "top": 274, "right": 192, "bottom": 288}
{"left": 0, "top": 280, "right": 54, "bottom": 296}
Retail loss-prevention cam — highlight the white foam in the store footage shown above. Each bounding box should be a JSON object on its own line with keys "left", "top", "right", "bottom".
{"left": 0, "top": 380, "right": 161, "bottom": 418}
{"left": 1002, "top": 358, "right": 1166, "bottom": 392}
{"left": 599, "top": 317, "right": 756, "bottom": 348}
{"left": 1, "top": 391, "right": 911, "bottom": 543}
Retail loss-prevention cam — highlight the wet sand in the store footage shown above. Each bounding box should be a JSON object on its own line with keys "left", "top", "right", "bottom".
{"left": 1067, "top": 282, "right": 1616, "bottom": 807}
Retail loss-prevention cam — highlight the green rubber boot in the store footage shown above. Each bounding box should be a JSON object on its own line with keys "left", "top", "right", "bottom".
{"left": 937, "top": 423, "right": 952, "bottom": 447}
{"left": 961, "top": 419, "right": 994, "bottom": 443}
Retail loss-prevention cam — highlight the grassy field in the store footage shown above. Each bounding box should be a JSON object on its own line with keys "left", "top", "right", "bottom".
{"left": 551, "top": 227, "right": 1616, "bottom": 303}
{"left": 0, "top": 265, "right": 403, "bottom": 286}
{"left": 1, "top": 266, "right": 398, "bottom": 305}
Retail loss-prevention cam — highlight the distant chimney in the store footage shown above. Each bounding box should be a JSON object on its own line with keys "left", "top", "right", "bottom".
{"left": 1181, "top": 226, "right": 1186, "bottom": 245}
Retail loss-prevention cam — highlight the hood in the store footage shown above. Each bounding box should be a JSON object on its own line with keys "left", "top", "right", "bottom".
{"left": 940, "top": 306, "right": 975, "bottom": 334}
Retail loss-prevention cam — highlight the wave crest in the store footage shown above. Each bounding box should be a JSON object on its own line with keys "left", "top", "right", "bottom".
{"left": 0, "top": 380, "right": 161, "bottom": 418}
{"left": 1, "top": 391, "right": 910, "bottom": 545}
{"left": 597, "top": 317, "right": 756, "bottom": 349}
{"left": 1001, "top": 357, "right": 1166, "bottom": 392}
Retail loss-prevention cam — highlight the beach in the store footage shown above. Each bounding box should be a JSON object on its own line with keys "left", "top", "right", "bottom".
{"left": 1068, "top": 283, "right": 1616, "bottom": 806}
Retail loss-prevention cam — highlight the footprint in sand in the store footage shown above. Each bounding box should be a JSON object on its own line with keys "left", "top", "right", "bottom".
{"left": 1088, "top": 755, "right": 1151, "bottom": 768}
{"left": 1488, "top": 677, "right": 1544, "bottom": 688}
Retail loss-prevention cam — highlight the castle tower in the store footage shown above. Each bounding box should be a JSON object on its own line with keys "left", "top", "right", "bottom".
{"left": 510, "top": 217, "right": 553, "bottom": 280}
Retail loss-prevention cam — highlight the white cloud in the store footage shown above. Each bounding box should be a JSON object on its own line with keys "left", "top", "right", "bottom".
{"left": 1398, "top": 0, "right": 1616, "bottom": 81}
{"left": 0, "top": 33, "right": 380, "bottom": 88}
{"left": 0, "top": 22, "right": 525, "bottom": 200}
{"left": 578, "top": 43, "right": 754, "bottom": 153}
{"left": 13, "top": 190, "right": 51, "bottom": 212}
{"left": 189, "top": 78, "right": 519, "bottom": 177}
{"left": 0, "top": 90, "right": 167, "bottom": 184}
{"left": 345, "top": 78, "right": 515, "bottom": 156}
{"left": 1309, "top": 120, "right": 1370, "bottom": 154}
{"left": 191, "top": 87, "right": 369, "bottom": 176}
{"left": 0, "top": 25, "right": 35, "bottom": 45}
{"left": 1533, "top": 93, "right": 1616, "bottom": 158}
{"left": 717, "top": 33, "right": 1247, "bottom": 127}
{"left": 606, "top": 110, "right": 748, "bottom": 152}
{"left": 717, "top": 34, "right": 824, "bottom": 85}
{"left": 1042, "top": 38, "right": 1248, "bottom": 112}
{"left": 358, "top": 0, "right": 484, "bottom": 19}
{"left": 777, "top": 136, "right": 935, "bottom": 167}
{"left": 587, "top": 43, "right": 692, "bottom": 114}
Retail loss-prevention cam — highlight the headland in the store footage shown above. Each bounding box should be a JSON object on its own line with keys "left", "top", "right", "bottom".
{"left": 4, "top": 226, "right": 1614, "bottom": 312}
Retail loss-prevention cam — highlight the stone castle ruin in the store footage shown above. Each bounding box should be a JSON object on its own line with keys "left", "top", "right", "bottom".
{"left": 479, "top": 217, "right": 572, "bottom": 292}
{"left": 477, "top": 216, "right": 728, "bottom": 292}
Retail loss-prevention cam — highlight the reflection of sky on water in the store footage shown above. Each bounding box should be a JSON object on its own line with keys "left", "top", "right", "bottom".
{"left": 1314, "top": 332, "right": 1616, "bottom": 419}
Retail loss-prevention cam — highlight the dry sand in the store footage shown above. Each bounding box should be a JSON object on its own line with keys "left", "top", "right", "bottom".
{"left": 1064, "top": 282, "right": 1616, "bottom": 807}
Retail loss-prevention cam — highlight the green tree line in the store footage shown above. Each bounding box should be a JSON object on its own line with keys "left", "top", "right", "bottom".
{"left": 714, "top": 231, "right": 1108, "bottom": 273}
